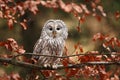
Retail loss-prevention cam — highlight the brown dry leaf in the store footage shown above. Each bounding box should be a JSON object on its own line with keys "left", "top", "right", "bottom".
{"left": 66, "top": 68, "right": 79, "bottom": 77}
{"left": 91, "top": 2, "right": 96, "bottom": 8}
{"left": 8, "top": 19, "right": 13, "bottom": 29}
{"left": 11, "top": 73, "right": 21, "bottom": 80}
{"left": 80, "top": 4, "right": 90, "bottom": 14}
{"left": 72, "top": 3, "right": 83, "bottom": 13}
{"left": 64, "top": 4, "right": 72, "bottom": 12}
{"left": 97, "top": 5, "right": 106, "bottom": 17}
{"left": 0, "top": 74, "right": 10, "bottom": 80}
{"left": 58, "top": 0, "right": 72, "bottom": 12}
{"left": 93, "top": 33, "right": 105, "bottom": 41}
{"left": 0, "top": 38, "right": 25, "bottom": 54}
{"left": 58, "top": 0, "right": 66, "bottom": 9}
{"left": 0, "top": 11, "right": 3, "bottom": 18}
{"left": 40, "top": 1, "right": 46, "bottom": 6}
{"left": 20, "top": 22, "right": 27, "bottom": 30}
{"left": 94, "top": 0, "right": 101, "bottom": 4}
{"left": 24, "top": 1, "right": 40, "bottom": 14}
{"left": 17, "top": 5, "right": 25, "bottom": 15}
{"left": 115, "top": 11, "right": 120, "bottom": 20}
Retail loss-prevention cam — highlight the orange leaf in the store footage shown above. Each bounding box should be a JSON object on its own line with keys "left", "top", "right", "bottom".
{"left": 8, "top": 19, "right": 13, "bottom": 29}
{"left": 72, "top": 3, "right": 83, "bottom": 13}
{"left": 76, "top": 26, "right": 81, "bottom": 32}
{"left": 115, "top": 11, "right": 120, "bottom": 20}
{"left": 93, "top": 33, "right": 105, "bottom": 41}
{"left": 66, "top": 68, "right": 79, "bottom": 77}
{"left": 0, "top": 42, "right": 6, "bottom": 46}
{"left": 79, "top": 46, "right": 83, "bottom": 52}
{"left": 95, "top": 15, "right": 101, "bottom": 21}
{"left": 20, "top": 22, "right": 27, "bottom": 30}
{"left": 74, "top": 44, "right": 78, "bottom": 49}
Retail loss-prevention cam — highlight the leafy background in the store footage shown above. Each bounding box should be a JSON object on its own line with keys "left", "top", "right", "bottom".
{"left": 0, "top": 0, "right": 120, "bottom": 80}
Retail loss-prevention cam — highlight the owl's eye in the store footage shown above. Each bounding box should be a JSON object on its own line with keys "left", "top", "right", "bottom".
{"left": 56, "top": 27, "right": 60, "bottom": 30}
{"left": 49, "top": 27, "right": 53, "bottom": 31}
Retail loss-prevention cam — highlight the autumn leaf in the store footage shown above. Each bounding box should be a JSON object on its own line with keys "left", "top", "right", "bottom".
{"left": 97, "top": 5, "right": 106, "bottom": 17}
{"left": 95, "top": 15, "right": 101, "bottom": 21}
{"left": 72, "top": 3, "right": 83, "bottom": 13}
{"left": 0, "top": 11, "right": 3, "bottom": 18}
{"left": 10, "top": 73, "right": 21, "bottom": 80}
{"left": 8, "top": 19, "right": 13, "bottom": 29}
{"left": 66, "top": 68, "right": 79, "bottom": 77}
{"left": 115, "top": 11, "right": 120, "bottom": 20}
{"left": 0, "top": 38, "right": 25, "bottom": 54}
{"left": 79, "top": 45, "right": 83, "bottom": 52}
{"left": 76, "top": 26, "right": 81, "bottom": 32}
{"left": 93, "top": 33, "right": 105, "bottom": 41}
{"left": 20, "top": 22, "right": 27, "bottom": 30}
{"left": 80, "top": 4, "right": 90, "bottom": 14}
{"left": 0, "top": 42, "right": 6, "bottom": 46}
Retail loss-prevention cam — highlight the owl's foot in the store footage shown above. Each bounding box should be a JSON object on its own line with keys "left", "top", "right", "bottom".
{"left": 44, "top": 64, "right": 51, "bottom": 68}
{"left": 52, "top": 64, "right": 58, "bottom": 69}
{"left": 43, "top": 64, "right": 58, "bottom": 69}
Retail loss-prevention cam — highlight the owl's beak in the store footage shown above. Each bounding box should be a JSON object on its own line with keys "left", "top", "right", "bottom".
{"left": 52, "top": 31, "right": 57, "bottom": 38}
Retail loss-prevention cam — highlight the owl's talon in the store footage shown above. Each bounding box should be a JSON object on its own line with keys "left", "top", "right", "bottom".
{"left": 52, "top": 64, "right": 58, "bottom": 69}
{"left": 44, "top": 64, "right": 51, "bottom": 68}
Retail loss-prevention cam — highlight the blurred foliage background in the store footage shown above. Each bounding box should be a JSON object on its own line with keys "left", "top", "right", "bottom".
{"left": 0, "top": 0, "right": 120, "bottom": 79}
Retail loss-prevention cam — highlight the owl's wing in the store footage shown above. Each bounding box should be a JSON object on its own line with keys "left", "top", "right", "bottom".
{"left": 33, "top": 38, "right": 43, "bottom": 60}
{"left": 33, "top": 38, "right": 42, "bottom": 54}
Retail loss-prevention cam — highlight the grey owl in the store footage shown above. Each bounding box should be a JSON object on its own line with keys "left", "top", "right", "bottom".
{"left": 33, "top": 19, "right": 68, "bottom": 67}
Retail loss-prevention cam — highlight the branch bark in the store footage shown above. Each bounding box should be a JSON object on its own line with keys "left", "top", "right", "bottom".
{"left": 0, "top": 57, "right": 119, "bottom": 70}
{"left": 14, "top": 52, "right": 120, "bottom": 58}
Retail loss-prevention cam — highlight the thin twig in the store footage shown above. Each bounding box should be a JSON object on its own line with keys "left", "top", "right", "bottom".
{"left": 0, "top": 57, "right": 119, "bottom": 70}
{"left": 13, "top": 52, "right": 120, "bottom": 58}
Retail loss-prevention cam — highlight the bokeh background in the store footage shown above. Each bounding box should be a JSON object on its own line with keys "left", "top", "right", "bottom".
{"left": 0, "top": 0, "right": 120, "bottom": 79}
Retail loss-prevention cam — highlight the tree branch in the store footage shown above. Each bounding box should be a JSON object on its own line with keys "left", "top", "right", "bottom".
{"left": 0, "top": 57, "right": 119, "bottom": 70}
{"left": 13, "top": 52, "right": 120, "bottom": 58}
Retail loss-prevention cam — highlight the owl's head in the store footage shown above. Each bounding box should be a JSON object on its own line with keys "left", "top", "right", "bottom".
{"left": 41, "top": 19, "right": 68, "bottom": 39}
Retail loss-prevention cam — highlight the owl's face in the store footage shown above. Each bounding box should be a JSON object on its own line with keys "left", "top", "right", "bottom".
{"left": 42, "top": 20, "right": 68, "bottom": 39}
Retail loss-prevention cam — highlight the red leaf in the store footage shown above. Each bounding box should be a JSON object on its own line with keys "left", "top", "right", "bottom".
{"left": 91, "top": 2, "right": 96, "bottom": 8}
{"left": 76, "top": 26, "right": 81, "bottom": 32}
{"left": 0, "top": 11, "right": 3, "bottom": 18}
{"left": 74, "top": 44, "right": 78, "bottom": 49}
{"left": 58, "top": 0, "right": 72, "bottom": 13}
{"left": 62, "top": 59, "right": 69, "bottom": 67}
{"left": 95, "top": 15, "right": 101, "bottom": 21}
{"left": 93, "top": 33, "right": 105, "bottom": 41}
{"left": 64, "top": 4, "right": 72, "bottom": 12}
{"left": 79, "top": 16, "right": 85, "bottom": 23}
{"left": 115, "top": 11, "right": 120, "bottom": 20}
{"left": 0, "top": 42, "right": 6, "bottom": 46}
{"left": 0, "top": 74, "right": 10, "bottom": 80}
{"left": 42, "top": 71, "right": 50, "bottom": 77}
{"left": 20, "top": 22, "right": 27, "bottom": 30}
{"left": 55, "top": 74, "right": 66, "bottom": 80}
{"left": 8, "top": 19, "right": 13, "bottom": 29}
{"left": 97, "top": 5, "right": 106, "bottom": 17}
{"left": 80, "top": 4, "right": 90, "bottom": 14}
{"left": 58, "top": 0, "right": 66, "bottom": 10}
{"left": 62, "top": 59, "right": 69, "bottom": 73}
{"left": 24, "top": 1, "right": 40, "bottom": 14}
{"left": 66, "top": 68, "right": 79, "bottom": 77}
{"left": 94, "top": 0, "right": 101, "bottom": 4}
{"left": 64, "top": 46, "right": 68, "bottom": 55}
{"left": 11, "top": 73, "right": 21, "bottom": 80}
{"left": 72, "top": 3, "right": 83, "bottom": 13}
{"left": 79, "top": 45, "right": 83, "bottom": 52}
{"left": 0, "top": 38, "right": 25, "bottom": 54}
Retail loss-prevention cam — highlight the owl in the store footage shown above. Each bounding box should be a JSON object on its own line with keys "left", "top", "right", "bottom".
{"left": 33, "top": 19, "right": 68, "bottom": 68}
